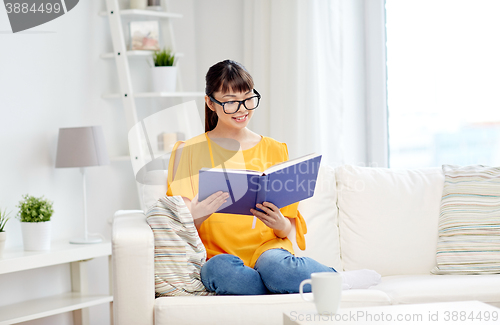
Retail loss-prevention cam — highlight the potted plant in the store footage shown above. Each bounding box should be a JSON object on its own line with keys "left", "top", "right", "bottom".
{"left": 151, "top": 48, "right": 177, "bottom": 93}
{"left": 17, "top": 194, "right": 54, "bottom": 251}
{"left": 0, "top": 208, "right": 10, "bottom": 256}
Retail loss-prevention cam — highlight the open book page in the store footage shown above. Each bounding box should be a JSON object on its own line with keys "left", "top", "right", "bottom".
{"left": 263, "top": 153, "right": 320, "bottom": 175}
{"left": 199, "top": 167, "right": 262, "bottom": 175}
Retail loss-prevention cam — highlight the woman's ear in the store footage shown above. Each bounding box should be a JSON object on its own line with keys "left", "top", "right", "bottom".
{"left": 205, "top": 95, "right": 215, "bottom": 111}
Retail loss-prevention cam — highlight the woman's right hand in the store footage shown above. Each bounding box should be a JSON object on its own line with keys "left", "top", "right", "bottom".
{"left": 189, "top": 191, "right": 229, "bottom": 229}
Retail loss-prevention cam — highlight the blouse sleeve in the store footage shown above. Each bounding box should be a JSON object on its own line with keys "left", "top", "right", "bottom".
{"left": 166, "top": 141, "right": 196, "bottom": 201}
{"left": 278, "top": 143, "right": 308, "bottom": 250}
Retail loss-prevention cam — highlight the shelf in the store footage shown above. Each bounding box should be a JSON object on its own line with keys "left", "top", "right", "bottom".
{"left": 0, "top": 292, "right": 113, "bottom": 325}
{"left": 110, "top": 155, "right": 134, "bottom": 162}
{"left": 111, "top": 151, "right": 171, "bottom": 162}
{"left": 99, "top": 9, "right": 182, "bottom": 18}
{"left": 102, "top": 91, "right": 206, "bottom": 99}
{"left": 0, "top": 241, "right": 111, "bottom": 275}
{"left": 100, "top": 51, "right": 184, "bottom": 59}
{"left": 100, "top": 50, "right": 152, "bottom": 59}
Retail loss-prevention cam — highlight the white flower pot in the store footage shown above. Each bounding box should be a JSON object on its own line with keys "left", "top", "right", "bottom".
{"left": 151, "top": 66, "right": 177, "bottom": 93}
{"left": 21, "top": 221, "right": 51, "bottom": 251}
{"left": 0, "top": 232, "right": 6, "bottom": 257}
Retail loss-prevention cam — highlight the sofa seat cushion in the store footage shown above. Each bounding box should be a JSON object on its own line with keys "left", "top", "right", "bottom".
{"left": 154, "top": 290, "right": 391, "bottom": 325}
{"left": 369, "top": 274, "right": 500, "bottom": 305}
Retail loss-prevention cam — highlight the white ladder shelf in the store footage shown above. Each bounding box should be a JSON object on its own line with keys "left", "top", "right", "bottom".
{"left": 101, "top": 0, "right": 205, "bottom": 207}
{"left": 101, "top": 0, "right": 205, "bottom": 131}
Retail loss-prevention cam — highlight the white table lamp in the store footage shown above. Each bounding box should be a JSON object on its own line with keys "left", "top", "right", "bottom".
{"left": 55, "top": 126, "right": 110, "bottom": 244}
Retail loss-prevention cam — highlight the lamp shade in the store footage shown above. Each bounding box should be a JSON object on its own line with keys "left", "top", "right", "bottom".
{"left": 55, "top": 126, "right": 110, "bottom": 168}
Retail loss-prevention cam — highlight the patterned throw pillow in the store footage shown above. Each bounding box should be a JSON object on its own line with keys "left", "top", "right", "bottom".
{"left": 432, "top": 165, "right": 500, "bottom": 275}
{"left": 146, "top": 195, "right": 214, "bottom": 296}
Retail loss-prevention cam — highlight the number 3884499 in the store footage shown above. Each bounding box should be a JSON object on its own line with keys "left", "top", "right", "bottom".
{"left": 5, "top": 2, "right": 62, "bottom": 14}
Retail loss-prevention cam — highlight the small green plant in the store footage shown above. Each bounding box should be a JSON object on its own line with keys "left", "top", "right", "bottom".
{"left": 0, "top": 208, "right": 11, "bottom": 232}
{"left": 16, "top": 194, "right": 54, "bottom": 223}
{"left": 152, "top": 48, "right": 176, "bottom": 67}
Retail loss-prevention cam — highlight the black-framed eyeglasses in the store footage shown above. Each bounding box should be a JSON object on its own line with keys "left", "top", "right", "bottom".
{"left": 209, "top": 89, "right": 261, "bottom": 114}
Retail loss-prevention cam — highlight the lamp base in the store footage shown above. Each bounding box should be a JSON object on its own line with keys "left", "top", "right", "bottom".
{"left": 69, "top": 236, "right": 102, "bottom": 244}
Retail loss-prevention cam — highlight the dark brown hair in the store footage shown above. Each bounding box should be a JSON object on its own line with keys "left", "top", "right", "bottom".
{"left": 205, "top": 60, "right": 254, "bottom": 132}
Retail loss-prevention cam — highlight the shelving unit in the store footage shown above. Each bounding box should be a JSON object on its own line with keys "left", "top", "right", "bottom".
{"left": 0, "top": 293, "right": 112, "bottom": 325}
{"left": 0, "top": 241, "right": 112, "bottom": 325}
{"left": 98, "top": 8, "right": 182, "bottom": 18}
{"left": 101, "top": 0, "right": 205, "bottom": 190}
{"left": 102, "top": 91, "right": 205, "bottom": 99}
{"left": 101, "top": 0, "right": 205, "bottom": 132}
{"left": 100, "top": 50, "right": 185, "bottom": 59}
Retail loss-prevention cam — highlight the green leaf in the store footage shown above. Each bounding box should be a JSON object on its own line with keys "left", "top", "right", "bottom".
{"left": 152, "top": 48, "right": 175, "bottom": 67}
{"left": 0, "top": 207, "right": 11, "bottom": 232}
{"left": 16, "top": 194, "right": 54, "bottom": 223}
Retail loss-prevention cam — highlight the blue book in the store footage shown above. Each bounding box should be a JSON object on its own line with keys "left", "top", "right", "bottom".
{"left": 198, "top": 153, "right": 322, "bottom": 215}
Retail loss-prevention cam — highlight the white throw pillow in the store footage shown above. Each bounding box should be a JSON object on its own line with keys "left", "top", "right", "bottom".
{"left": 290, "top": 165, "right": 342, "bottom": 271}
{"left": 336, "top": 165, "right": 444, "bottom": 276}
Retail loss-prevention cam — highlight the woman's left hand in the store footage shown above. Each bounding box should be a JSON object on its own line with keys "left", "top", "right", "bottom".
{"left": 250, "top": 202, "right": 291, "bottom": 238}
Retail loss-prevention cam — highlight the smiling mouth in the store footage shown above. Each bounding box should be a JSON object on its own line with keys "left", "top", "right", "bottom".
{"left": 232, "top": 114, "right": 248, "bottom": 121}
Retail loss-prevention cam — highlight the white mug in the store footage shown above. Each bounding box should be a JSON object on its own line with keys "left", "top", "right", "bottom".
{"left": 299, "top": 272, "right": 342, "bottom": 315}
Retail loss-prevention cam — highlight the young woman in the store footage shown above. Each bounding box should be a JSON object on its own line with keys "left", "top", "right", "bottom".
{"left": 167, "top": 60, "right": 380, "bottom": 295}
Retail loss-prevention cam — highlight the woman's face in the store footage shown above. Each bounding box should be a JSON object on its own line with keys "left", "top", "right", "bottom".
{"left": 206, "top": 88, "right": 257, "bottom": 131}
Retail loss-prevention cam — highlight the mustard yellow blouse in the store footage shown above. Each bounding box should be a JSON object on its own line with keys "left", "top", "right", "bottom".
{"left": 166, "top": 132, "right": 307, "bottom": 267}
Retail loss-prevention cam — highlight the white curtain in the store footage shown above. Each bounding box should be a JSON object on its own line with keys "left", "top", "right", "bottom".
{"left": 244, "top": 0, "right": 344, "bottom": 166}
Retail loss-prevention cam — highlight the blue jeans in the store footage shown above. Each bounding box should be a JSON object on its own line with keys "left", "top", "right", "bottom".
{"left": 200, "top": 248, "right": 336, "bottom": 295}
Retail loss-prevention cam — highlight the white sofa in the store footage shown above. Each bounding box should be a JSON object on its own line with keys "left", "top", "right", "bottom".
{"left": 111, "top": 165, "right": 500, "bottom": 325}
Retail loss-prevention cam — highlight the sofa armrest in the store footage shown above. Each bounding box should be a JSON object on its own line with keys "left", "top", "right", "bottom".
{"left": 112, "top": 212, "right": 155, "bottom": 325}
{"left": 114, "top": 209, "right": 145, "bottom": 217}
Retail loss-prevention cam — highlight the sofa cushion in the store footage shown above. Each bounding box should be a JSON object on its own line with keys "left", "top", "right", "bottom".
{"left": 154, "top": 290, "right": 391, "bottom": 325}
{"left": 336, "top": 165, "right": 444, "bottom": 276}
{"left": 369, "top": 274, "right": 500, "bottom": 305}
{"left": 432, "top": 165, "right": 500, "bottom": 275}
{"left": 290, "top": 165, "right": 342, "bottom": 270}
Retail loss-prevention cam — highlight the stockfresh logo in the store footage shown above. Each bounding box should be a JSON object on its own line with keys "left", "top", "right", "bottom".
{"left": 3, "top": 0, "right": 79, "bottom": 33}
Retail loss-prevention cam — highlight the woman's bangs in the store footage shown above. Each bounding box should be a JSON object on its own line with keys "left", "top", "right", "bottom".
{"left": 218, "top": 69, "right": 254, "bottom": 94}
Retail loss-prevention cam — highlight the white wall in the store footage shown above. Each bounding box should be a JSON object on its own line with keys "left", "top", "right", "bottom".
{"left": 0, "top": 1, "right": 134, "bottom": 324}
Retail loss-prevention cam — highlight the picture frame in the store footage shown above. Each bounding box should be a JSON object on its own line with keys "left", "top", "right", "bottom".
{"left": 129, "top": 20, "right": 160, "bottom": 51}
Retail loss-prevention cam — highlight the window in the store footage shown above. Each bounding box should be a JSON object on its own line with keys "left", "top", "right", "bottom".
{"left": 386, "top": 0, "right": 500, "bottom": 168}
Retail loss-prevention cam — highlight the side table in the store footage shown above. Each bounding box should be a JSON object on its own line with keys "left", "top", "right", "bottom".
{"left": 0, "top": 240, "right": 113, "bottom": 325}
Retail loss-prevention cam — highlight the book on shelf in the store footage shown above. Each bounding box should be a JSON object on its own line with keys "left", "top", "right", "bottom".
{"left": 198, "top": 153, "right": 322, "bottom": 215}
